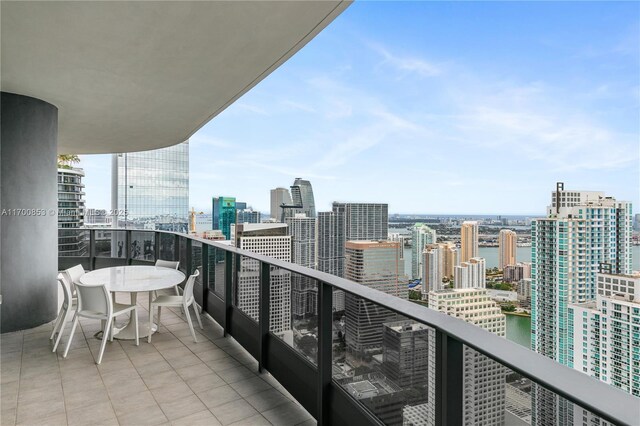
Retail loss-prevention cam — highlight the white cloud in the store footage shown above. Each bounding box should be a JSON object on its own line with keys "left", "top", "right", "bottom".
{"left": 369, "top": 43, "right": 442, "bottom": 78}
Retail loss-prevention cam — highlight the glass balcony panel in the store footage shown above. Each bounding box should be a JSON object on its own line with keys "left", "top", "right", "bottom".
{"left": 270, "top": 268, "right": 318, "bottom": 365}
{"left": 95, "top": 230, "right": 126, "bottom": 258}
{"left": 234, "top": 255, "right": 259, "bottom": 323}
{"left": 131, "top": 231, "right": 155, "bottom": 261}
{"left": 207, "top": 245, "right": 226, "bottom": 297}
{"left": 333, "top": 291, "right": 420, "bottom": 425}
{"left": 158, "top": 232, "right": 176, "bottom": 261}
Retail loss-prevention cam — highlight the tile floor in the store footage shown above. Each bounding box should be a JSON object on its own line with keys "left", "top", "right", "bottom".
{"left": 0, "top": 292, "right": 315, "bottom": 426}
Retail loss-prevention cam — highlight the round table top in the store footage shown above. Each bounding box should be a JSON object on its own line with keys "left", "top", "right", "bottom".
{"left": 79, "top": 265, "right": 186, "bottom": 292}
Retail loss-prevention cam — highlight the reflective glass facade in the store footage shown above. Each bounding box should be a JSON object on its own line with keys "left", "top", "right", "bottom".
{"left": 212, "top": 196, "right": 236, "bottom": 240}
{"left": 112, "top": 141, "right": 189, "bottom": 232}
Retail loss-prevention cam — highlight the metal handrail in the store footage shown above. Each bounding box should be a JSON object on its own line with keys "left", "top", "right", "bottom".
{"left": 74, "top": 228, "right": 638, "bottom": 425}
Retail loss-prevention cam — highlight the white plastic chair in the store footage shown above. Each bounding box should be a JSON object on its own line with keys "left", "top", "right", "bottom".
{"left": 62, "top": 264, "right": 85, "bottom": 296}
{"left": 154, "top": 259, "right": 180, "bottom": 295}
{"left": 63, "top": 282, "right": 139, "bottom": 364}
{"left": 148, "top": 270, "right": 202, "bottom": 343}
{"left": 50, "top": 275, "right": 74, "bottom": 352}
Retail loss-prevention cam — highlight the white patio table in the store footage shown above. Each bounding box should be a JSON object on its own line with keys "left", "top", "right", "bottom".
{"left": 79, "top": 265, "right": 185, "bottom": 340}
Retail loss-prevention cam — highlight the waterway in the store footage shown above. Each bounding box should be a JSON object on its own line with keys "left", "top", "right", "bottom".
{"left": 505, "top": 314, "right": 531, "bottom": 349}
{"left": 403, "top": 246, "right": 640, "bottom": 348}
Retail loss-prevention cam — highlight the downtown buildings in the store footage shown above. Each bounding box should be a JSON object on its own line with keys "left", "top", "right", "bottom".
{"left": 429, "top": 288, "right": 507, "bottom": 426}
{"left": 212, "top": 196, "right": 236, "bottom": 240}
{"left": 531, "top": 183, "right": 633, "bottom": 425}
{"left": 498, "top": 229, "right": 517, "bottom": 270}
{"left": 270, "top": 187, "right": 292, "bottom": 221}
{"left": 111, "top": 141, "right": 189, "bottom": 232}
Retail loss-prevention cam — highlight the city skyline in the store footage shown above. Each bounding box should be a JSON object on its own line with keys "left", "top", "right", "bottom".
{"left": 78, "top": 1, "right": 638, "bottom": 215}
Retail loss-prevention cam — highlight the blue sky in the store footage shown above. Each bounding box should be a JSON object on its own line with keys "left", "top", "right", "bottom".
{"left": 81, "top": 1, "right": 639, "bottom": 215}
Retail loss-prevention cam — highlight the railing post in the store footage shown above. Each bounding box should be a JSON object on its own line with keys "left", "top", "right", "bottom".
{"left": 223, "top": 251, "right": 233, "bottom": 337}
{"left": 154, "top": 231, "right": 160, "bottom": 261}
{"left": 201, "top": 243, "right": 209, "bottom": 313}
{"left": 317, "top": 282, "right": 333, "bottom": 425}
{"left": 435, "top": 331, "right": 464, "bottom": 426}
{"left": 174, "top": 234, "right": 180, "bottom": 262}
{"left": 258, "top": 261, "right": 270, "bottom": 373}
{"left": 125, "top": 230, "right": 132, "bottom": 264}
{"left": 186, "top": 237, "right": 192, "bottom": 275}
{"left": 89, "top": 229, "right": 96, "bottom": 270}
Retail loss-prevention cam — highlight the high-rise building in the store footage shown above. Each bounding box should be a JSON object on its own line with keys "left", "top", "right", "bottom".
{"left": 232, "top": 223, "right": 291, "bottom": 335}
{"left": 568, "top": 271, "right": 640, "bottom": 399}
{"left": 422, "top": 242, "right": 458, "bottom": 294}
{"left": 460, "top": 221, "right": 479, "bottom": 263}
{"left": 236, "top": 208, "right": 260, "bottom": 224}
{"left": 291, "top": 178, "right": 316, "bottom": 218}
{"left": 531, "top": 183, "right": 632, "bottom": 426}
{"left": 332, "top": 202, "right": 388, "bottom": 241}
{"left": 345, "top": 240, "right": 403, "bottom": 358}
{"left": 212, "top": 196, "right": 236, "bottom": 240}
{"left": 429, "top": 288, "right": 507, "bottom": 426}
{"left": 270, "top": 187, "right": 292, "bottom": 221}
{"left": 111, "top": 141, "right": 189, "bottom": 232}
{"left": 498, "top": 229, "right": 517, "bottom": 270}
{"left": 503, "top": 262, "right": 532, "bottom": 283}
{"left": 454, "top": 257, "right": 486, "bottom": 289}
{"left": 57, "top": 167, "right": 87, "bottom": 256}
{"left": 381, "top": 321, "right": 432, "bottom": 389}
{"left": 317, "top": 210, "right": 346, "bottom": 311}
{"left": 411, "top": 223, "right": 437, "bottom": 280}
{"left": 285, "top": 214, "right": 317, "bottom": 318}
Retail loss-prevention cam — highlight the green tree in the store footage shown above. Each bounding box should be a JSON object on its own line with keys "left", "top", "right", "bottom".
{"left": 57, "top": 154, "right": 80, "bottom": 169}
{"left": 409, "top": 289, "right": 422, "bottom": 300}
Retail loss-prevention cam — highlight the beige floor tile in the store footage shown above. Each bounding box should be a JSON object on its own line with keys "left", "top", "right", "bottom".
{"left": 244, "top": 388, "right": 291, "bottom": 413}
{"left": 67, "top": 401, "right": 118, "bottom": 426}
{"left": 229, "top": 376, "right": 273, "bottom": 398}
{"left": 141, "top": 369, "right": 183, "bottom": 390}
{"left": 228, "top": 413, "right": 273, "bottom": 426}
{"left": 262, "top": 401, "right": 313, "bottom": 426}
{"left": 196, "top": 384, "right": 242, "bottom": 409}
{"left": 150, "top": 381, "right": 194, "bottom": 404}
{"left": 185, "top": 371, "right": 226, "bottom": 393}
{"left": 16, "top": 398, "right": 65, "bottom": 424}
{"left": 63, "top": 385, "right": 110, "bottom": 411}
{"left": 170, "top": 409, "right": 222, "bottom": 426}
{"left": 117, "top": 403, "right": 168, "bottom": 426}
{"left": 209, "top": 399, "right": 259, "bottom": 425}
{"left": 158, "top": 393, "right": 207, "bottom": 421}
{"left": 217, "top": 365, "right": 257, "bottom": 384}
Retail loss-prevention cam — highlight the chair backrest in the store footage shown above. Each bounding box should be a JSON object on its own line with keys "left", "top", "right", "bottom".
{"left": 75, "top": 282, "right": 111, "bottom": 317}
{"left": 183, "top": 270, "right": 200, "bottom": 304}
{"left": 57, "top": 275, "right": 73, "bottom": 308}
{"left": 63, "top": 264, "right": 85, "bottom": 293}
{"left": 156, "top": 259, "right": 179, "bottom": 269}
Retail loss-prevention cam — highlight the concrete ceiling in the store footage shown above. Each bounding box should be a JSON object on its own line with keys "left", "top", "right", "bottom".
{"left": 1, "top": 1, "right": 350, "bottom": 154}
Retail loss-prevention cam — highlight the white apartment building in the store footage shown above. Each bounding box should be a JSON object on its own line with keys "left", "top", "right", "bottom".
{"left": 422, "top": 242, "right": 458, "bottom": 294}
{"left": 233, "top": 223, "right": 292, "bottom": 335}
{"left": 569, "top": 272, "right": 640, "bottom": 399}
{"left": 454, "top": 257, "right": 486, "bottom": 289}
{"left": 531, "top": 183, "right": 632, "bottom": 426}
{"left": 428, "top": 289, "right": 507, "bottom": 426}
{"left": 411, "top": 223, "right": 437, "bottom": 280}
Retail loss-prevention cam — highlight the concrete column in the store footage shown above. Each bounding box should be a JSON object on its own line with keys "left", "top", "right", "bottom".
{"left": 1, "top": 92, "right": 58, "bottom": 333}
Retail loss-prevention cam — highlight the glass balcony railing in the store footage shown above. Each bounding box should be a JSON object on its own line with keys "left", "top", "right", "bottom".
{"left": 58, "top": 228, "right": 638, "bottom": 426}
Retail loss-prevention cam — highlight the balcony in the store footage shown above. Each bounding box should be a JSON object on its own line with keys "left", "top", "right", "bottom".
{"left": 4, "top": 228, "right": 630, "bottom": 426}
